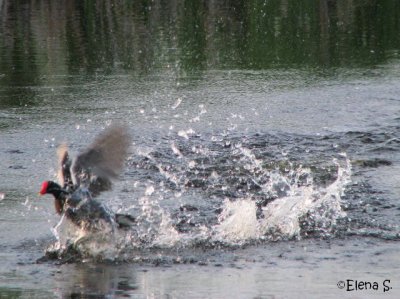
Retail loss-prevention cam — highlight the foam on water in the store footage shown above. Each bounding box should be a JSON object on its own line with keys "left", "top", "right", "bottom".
{"left": 215, "top": 198, "right": 260, "bottom": 244}
{"left": 261, "top": 154, "right": 351, "bottom": 238}
{"left": 214, "top": 154, "right": 351, "bottom": 243}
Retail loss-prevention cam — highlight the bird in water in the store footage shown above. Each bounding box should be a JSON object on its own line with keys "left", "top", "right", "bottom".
{"left": 39, "top": 124, "right": 135, "bottom": 233}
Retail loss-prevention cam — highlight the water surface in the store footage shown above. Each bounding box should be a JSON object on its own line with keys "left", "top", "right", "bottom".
{"left": 1, "top": 1, "right": 400, "bottom": 298}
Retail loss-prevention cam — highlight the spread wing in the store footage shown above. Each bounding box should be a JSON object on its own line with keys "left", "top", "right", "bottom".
{"left": 72, "top": 125, "right": 131, "bottom": 197}
{"left": 57, "top": 143, "right": 74, "bottom": 190}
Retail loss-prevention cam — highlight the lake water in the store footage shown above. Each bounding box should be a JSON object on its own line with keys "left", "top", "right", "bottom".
{"left": 1, "top": 1, "right": 400, "bottom": 298}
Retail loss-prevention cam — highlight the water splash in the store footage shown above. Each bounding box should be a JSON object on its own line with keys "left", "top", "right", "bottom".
{"left": 215, "top": 154, "right": 351, "bottom": 243}
{"left": 214, "top": 198, "right": 260, "bottom": 245}
{"left": 44, "top": 135, "right": 352, "bottom": 262}
{"left": 46, "top": 213, "right": 125, "bottom": 261}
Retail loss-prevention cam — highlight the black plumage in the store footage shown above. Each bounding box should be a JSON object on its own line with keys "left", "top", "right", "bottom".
{"left": 39, "top": 125, "right": 135, "bottom": 231}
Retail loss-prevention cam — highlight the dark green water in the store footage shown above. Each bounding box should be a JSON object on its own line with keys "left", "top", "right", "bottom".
{"left": 1, "top": 0, "right": 400, "bottom": 87}
{"left": 2, "top": 1, "right": 400, "bottom": 298}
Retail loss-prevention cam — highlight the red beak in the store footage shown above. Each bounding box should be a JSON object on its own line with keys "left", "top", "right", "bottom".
{"left": 39, "top": 181, "right": 49, "bottom": 195}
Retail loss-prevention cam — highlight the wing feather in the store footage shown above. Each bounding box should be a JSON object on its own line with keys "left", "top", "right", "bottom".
{"left": 72, "top": 125, "right": 131, "bottom": 196}
{"left": 57, "top": 143, "right": 73, "bottom": 189}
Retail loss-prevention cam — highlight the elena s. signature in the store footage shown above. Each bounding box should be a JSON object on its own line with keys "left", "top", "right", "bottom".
{"left": 337, "top": 279, "right": 392, "bottom": 293}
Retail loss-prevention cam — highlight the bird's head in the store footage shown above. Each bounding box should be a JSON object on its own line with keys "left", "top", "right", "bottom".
{"left": 39, "top": 181, "right": 66, "bottom": 214}
{"left": 39, "top": 181, "right": 62, "bottom": 196}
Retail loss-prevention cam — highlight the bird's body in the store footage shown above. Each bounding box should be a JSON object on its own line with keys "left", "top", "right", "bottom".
{"left": 39, "top": 125, "right": 135, "bottom": 232}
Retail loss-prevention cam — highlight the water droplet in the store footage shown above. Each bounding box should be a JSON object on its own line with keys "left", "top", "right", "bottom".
{"left": 172, "top": 97, "right": 182, "bottom": 110}
{"left": 145, "top": 186, "right": 155, "bottom": 196}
